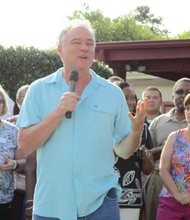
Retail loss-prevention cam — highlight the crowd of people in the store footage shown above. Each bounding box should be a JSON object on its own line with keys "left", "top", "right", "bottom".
{"left": 0, "top": 18, "right": 190, "bottom": 220}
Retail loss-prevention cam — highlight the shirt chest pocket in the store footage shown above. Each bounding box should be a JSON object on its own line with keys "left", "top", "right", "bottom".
{"left": 88, "top": 103, "right": 114, "bottom": 115}
{"left": 87, "top": 103, "right": 115, "bottom": 128}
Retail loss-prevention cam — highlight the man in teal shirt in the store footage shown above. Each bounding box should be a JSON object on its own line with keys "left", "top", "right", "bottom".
{"left": 17, "top": 19, "right": 146, "bottom": 220}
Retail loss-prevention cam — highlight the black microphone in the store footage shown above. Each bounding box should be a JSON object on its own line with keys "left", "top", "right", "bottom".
{"left": 65, "top": 70, "right": 79, "bottom": 119}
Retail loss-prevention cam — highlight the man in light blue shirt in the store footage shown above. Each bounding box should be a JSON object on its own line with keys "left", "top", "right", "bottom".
{"left": 17, "top": 19, "right": 146, "bottom": 220}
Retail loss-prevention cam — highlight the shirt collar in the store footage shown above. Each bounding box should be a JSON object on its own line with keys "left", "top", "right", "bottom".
{"left": 44, "top": 68, "right": 63, "bottom": 84}
{"left": 166, "top": 108, "right": 186, "bottom": 123}
{"left": 44, "top": 67, "right": 108, "bottom": 90}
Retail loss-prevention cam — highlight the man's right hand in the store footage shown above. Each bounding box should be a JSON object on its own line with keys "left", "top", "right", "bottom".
{"left": 56, "top": 92, "right": 80, "bottom": 117}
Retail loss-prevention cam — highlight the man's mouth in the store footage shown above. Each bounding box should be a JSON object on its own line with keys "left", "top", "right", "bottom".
{"left": 79, "top": 56, "right": 87, "bottom": 59}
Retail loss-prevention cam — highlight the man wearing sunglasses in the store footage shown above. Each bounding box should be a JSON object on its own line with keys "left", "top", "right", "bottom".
{"left": 145, "top": 77, "right": 190, "bottom": 220}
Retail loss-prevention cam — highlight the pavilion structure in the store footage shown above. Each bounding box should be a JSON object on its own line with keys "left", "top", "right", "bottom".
{"left": 95, "top": 39, "right": 190, "bottom": 81}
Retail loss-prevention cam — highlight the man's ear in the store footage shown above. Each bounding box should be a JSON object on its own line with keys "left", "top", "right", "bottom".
{"left": 16, "top": 98, "right": 21, "bottom": 108}
{"left": 57, "top": 45, "right": 61, "bottom": 53}
{"left": 171, "top": 94, "right": 174, "bottom": 102}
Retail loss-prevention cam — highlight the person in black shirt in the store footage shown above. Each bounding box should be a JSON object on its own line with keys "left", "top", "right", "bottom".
{"left": 108, "top": 79, "right": 153, "bottom": 220}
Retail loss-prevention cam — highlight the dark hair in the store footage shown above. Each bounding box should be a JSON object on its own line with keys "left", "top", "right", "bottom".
{"left": 114, "top": 81, "right": 130, "bottom": 90}
{"left": 115, "top": 81, "right": 138, "bottom": 105}
{"left": 184, "top": 93, "right": 190, "bottom": 107}
{"left": 173, "top": 77, "right": 190, "bottom": 93}
{"left": 142, "top": 86, "right": 162, "bottom": 99}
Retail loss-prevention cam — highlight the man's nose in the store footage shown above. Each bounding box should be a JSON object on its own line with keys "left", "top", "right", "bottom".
{"left": 81, "top": 43, "right": 88, "bottom": 50}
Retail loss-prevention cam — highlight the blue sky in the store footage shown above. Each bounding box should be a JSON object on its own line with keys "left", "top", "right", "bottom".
{"left": 1, "top": 0, "right": 189, "bottom": 49}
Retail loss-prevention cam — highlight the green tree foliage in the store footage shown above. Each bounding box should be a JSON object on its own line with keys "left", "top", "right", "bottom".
{"left": 0, "top": 46, "right": 62, "bottom": 99}
{"left": 111, "top": 15, "right": 159, "bottom": 41}
{"left": 0, "top": 46, "right": 113, "bottom": 100}
{"left": 133, "top": 6, "right": 169, "bottom": 37}
{"left": 68, "top": 3, "right": 113, "bottom": 42}
{"left": 92, "top": 60, "right": 113, "bottom": 79}
{"left": 68, "top": 3, "right": 169, "bottom": 41}
{"left": 176, "top": 31, "right": 190, "bottom": 39}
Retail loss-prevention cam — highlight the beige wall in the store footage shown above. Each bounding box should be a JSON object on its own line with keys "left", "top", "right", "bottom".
{"left": 134, "top": 85, "right": 174, "bottom": 102}
{"left": 125, "top": 72, "right": 176, "bottom": 113}
{"left": 126, "top": 72, "right": 175, "bottom": 102}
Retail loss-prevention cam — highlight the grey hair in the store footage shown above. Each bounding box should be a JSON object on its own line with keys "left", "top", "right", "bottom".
{"left": 57, "top": 19, "right": 95, "bottom": 46}
{"left": 16, "top": 84, "right": 30, "bottom": 99}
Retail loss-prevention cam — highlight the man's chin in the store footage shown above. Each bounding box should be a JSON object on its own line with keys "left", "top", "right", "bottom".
{"left": 146, "top": 109, "right": 158, "bottom": 113}
{"left": 177, "top": 106, "right": 185, "bottom": 112}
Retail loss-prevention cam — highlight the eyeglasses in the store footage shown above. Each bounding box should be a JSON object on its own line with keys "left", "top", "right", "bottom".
{"left": 175, "top": 89, "right": 190, "bottom": 96}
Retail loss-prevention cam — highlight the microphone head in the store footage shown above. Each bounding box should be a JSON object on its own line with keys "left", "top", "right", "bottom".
{"left": 69, "top": 70, "right": 79, "bottom": 82}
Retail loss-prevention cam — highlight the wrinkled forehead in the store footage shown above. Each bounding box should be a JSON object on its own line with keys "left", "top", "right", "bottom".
{"left": 122, "top": 86, "right": 135, "bottom": 96}
{"left": 144, "top": 90, "right": 160, "bottom": 96}
{"left": 58, "top": 21, "right": 95, "bottom": 46}
{"left": 175, "top": 81, "right": 190, "bottom": 90}
{"left": 66, "top": 26, "right": 95, "bottom": 41}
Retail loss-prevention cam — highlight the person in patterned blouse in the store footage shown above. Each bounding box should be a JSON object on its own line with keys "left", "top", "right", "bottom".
{"left": 0, "top": 85, "right": 25, "bottom": 220}
{"left": 157, "top": 93, "right": 190, "bottom": 220}
{"left": 7, "top": 85, "right": 29, "bottom": 220}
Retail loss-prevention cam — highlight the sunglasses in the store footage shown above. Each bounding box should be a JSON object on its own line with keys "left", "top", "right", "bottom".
{"left": 175, "top": 89, "right": 190, "bottom": 95}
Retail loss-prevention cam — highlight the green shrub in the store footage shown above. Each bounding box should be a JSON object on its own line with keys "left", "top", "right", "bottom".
{"left": 0, "top": 46, "right": 113, "bottom": 100}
